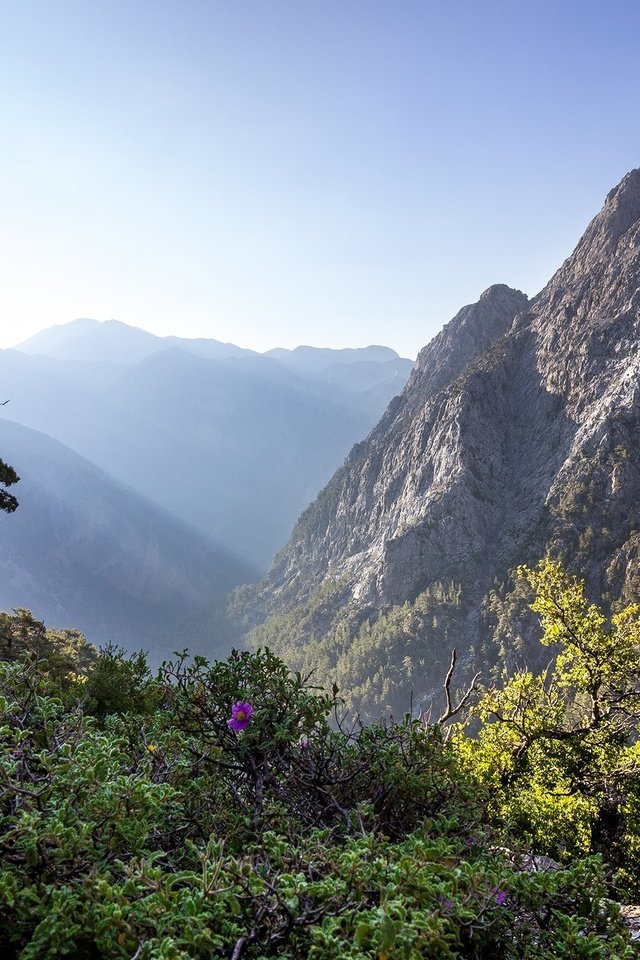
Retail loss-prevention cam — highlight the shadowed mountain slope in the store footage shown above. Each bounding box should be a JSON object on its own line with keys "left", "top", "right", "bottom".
{"left": 0, "top": 418, "right": 255, "bottom": 660}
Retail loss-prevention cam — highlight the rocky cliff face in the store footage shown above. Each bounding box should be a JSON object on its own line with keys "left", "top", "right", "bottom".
{"left": 245, "top": 169, "right": 640, "bottom": 714}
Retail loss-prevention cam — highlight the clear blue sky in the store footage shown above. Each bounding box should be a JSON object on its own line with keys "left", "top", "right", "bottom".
{"left": 1, "top": 0, "right": 639, "bottom": 359}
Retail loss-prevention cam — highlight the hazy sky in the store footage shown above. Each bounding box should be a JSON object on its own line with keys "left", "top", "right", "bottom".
{"left": 1, "top": 1, "right": 639, "bottom": 359}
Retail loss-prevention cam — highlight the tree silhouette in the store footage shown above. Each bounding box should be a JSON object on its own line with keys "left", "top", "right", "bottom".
{"left": 0, "top": 458, "right": 19, "bottom": 512}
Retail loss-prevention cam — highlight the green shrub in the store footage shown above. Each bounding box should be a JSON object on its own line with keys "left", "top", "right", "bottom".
{"left": 459, "top": 559, "right": 640, "bottom": 900}
{"left": 0, "top": 614, "right": 637, "bottom": 957}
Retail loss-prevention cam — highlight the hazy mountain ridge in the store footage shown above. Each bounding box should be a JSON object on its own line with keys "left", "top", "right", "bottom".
{"left": 16, "top": 318, "right": 255, "bottom": 365}
{"left": 3, "top": 329, "right": 412, "bottom": 568}
{"left": 17, "top": 319, "right": 409, "bottom": 375}
{"left": 242, "top": 168, "right": 640, "bottom": 714}
{"left": 0, "top": 418, "right": 255, "bottom": 659}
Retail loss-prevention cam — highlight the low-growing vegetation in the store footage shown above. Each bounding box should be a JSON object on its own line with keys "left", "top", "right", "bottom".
{"left": 1, "top": 562, "right": 639, "bottom": 957}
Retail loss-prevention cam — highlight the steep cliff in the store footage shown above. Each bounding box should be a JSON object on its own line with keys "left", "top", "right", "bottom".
{"left": 243, "top": 169, "right": 640, "bottom": 716}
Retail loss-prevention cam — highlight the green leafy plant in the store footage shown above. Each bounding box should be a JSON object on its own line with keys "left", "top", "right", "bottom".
{"left": 0, "top": 597, "right": 637, "bottom": 957}
{"left": 459, "top": 559, "right": 640, "bottom": 897}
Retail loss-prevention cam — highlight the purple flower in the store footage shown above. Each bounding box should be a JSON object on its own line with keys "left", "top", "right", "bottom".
{"left": 437, "top": 894, "right": 453, "bottom": 910}
{"left": 227, "top": 701, "right": 254, "bottom": 731}
{"left": 491, "top": 887, "right": 508, "bottom": 906}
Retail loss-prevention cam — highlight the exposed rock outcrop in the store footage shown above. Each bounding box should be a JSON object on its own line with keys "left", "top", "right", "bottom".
{"left": 244, "top": 169, "right": 640, "bottom": 711}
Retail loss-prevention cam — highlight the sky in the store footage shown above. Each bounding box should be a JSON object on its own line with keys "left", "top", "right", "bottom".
{"left": 1, "top": 1, "right": 639, "bottom": 360}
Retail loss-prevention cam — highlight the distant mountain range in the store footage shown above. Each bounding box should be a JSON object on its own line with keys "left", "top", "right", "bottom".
{"left": 16, "top": 317, "right": 253, "bottom": 364}
{"left": 2, "top": 325, "right": 412, "bottom": 569}
{"left": 242, "top": 167, "right": 640, "bottom": 718}
{"left": 17, "top": 317, "right": 403, "bottom": 374}
{"left": 0, "top": 323, "right": 412, "bottom": 652}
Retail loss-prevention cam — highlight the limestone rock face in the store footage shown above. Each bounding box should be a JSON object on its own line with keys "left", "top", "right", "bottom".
{"left": 250, "top": 169, "right": 640, "bottom": 688}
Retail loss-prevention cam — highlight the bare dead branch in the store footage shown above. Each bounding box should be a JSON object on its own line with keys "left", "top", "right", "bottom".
{"left": 438, "top": 648, "right": 457, "bottom": 723}
{"left": 231, "top": 936, "right": 248, "bottom": 960}
{"left": 437, "top": 648, "right": 481, "bottom": 726}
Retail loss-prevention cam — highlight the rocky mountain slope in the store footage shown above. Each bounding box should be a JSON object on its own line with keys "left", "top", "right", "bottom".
{"left": 0, "top": 418, "right": 255, "bottom": 660}
{"left": 244, "top": 168, "right": 640, "bottom": 716}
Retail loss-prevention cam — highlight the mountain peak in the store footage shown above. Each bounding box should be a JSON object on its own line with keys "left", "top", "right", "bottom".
{"left": 530, "top": 167, "right": 640, "bottom": 341}
{"left": 594, "top": 166, "right": 640, "bottom": 246}
{"left": 478, "top": 283, "right": 523, "bottom": 302}
{"left": 412, "top": 284, "right": 527, "bottom": 381}
{"left": 563, "top": 167, "right": 640, "bottom": 268}
{"left": 605, "top": 166, "right": 640, "bottom": 209}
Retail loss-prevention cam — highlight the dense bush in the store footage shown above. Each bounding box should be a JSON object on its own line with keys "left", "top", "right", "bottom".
{"left": 0, "top": 573, "right": 639, "bottom": 957}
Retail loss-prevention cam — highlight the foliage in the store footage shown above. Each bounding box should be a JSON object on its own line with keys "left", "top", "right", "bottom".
{"left": 459, "top": 558, "right": 640, "bottom": 898}
{"left": 0, "top": 457, "right": 19, "bottom": 513}
{"left": 83, "top": 643, "right": 160, "bottom": 722}
{"left": 1, "top": 570, "right": 640, "bottom": 955}
{"left": 154, "top": 647, "right": 479, "bottom": 848}
{"left": 0, "top": 630, "right": 636, "bottom": 957}
{"left": 0, "top": 608, "right": 97, "bottom": 689}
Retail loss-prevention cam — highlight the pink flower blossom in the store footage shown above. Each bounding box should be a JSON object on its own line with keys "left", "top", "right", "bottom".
{"left": 227, "top": 701, "right": 254, "bottom": 731}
